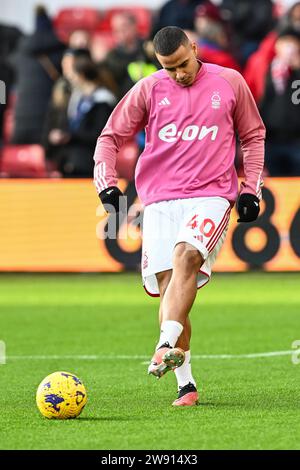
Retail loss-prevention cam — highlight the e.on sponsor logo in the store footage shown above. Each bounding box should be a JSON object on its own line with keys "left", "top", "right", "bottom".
{"left": 158, "top": 123, "right": 219, "bottom": 143}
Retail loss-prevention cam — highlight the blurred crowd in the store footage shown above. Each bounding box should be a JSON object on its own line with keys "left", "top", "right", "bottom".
{"left": 1, "top": 0, "right": 300, "bottom": 178}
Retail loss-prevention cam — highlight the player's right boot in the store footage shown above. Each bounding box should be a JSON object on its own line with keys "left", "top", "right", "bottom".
{"left": 148, "top": 343, "right": 185, "bottom": 379}
{"left": 172, "top": 382, "right": 199, "bottom": 406}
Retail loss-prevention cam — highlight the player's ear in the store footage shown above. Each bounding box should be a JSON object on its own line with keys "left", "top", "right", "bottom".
{"left": 191, "top": 42, "right": 198, "bottom": 57}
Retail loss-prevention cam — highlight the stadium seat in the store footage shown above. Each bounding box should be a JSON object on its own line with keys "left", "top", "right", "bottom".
{"left": 54, "top": 8, "right": 101, "bottom": 43}
{"left": 0, "top": 145, "right": 47, "bottom": 178}
{"left": 116, "top": 141, "right": 139, "bottom": 181}
{"left": 99, "top": 7, "right": 152, "bottom": 38}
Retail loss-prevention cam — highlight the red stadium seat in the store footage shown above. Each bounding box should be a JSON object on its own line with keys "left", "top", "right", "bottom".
{"left": 54, "top": 8, "right": 101, "bottom": 42}
{"left": 116, "top": 141, "right": 139, "bottom": 181}
{"left": 99, "top": 7, "right": 152, "bottom": 38}
{"left": 0, "top": 145, "right": 47, "bottom": 178}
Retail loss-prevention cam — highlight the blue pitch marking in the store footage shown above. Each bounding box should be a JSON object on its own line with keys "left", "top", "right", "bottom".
{"left": 45, "top": 394, "right": 64, "bottom": 411}
{"left": 61, "top": 373, "right": 82, "bottom": 385}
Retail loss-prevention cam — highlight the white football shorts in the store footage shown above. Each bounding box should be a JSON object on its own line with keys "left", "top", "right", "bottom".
{"left": 142, "top": 196, "right": 231, "bottom": 296}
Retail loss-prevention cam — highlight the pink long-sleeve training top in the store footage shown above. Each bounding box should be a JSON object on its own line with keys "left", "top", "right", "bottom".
{"left": 93, "top": 62, "right": 265, "bottom": 206}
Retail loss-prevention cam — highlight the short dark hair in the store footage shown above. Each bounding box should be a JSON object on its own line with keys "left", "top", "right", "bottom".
{"left": 73, "top": 56, "right": 99, "bottom": 82}
{"left": 153, "top": 26, "right": 189, "bottom": 56}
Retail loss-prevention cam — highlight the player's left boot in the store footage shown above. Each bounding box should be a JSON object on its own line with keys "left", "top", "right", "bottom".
{"left": 172, "top": 382, "right": 199, "bottom": 406}
{"left": 148, "top": 344, "right": 185, "bottom": 379}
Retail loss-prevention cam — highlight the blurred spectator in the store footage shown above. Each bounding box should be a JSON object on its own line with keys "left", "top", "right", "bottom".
{"left": 277, "top": 0, "right": 300, "bottom": 21}
{"left": 61, "top": 48, "right": 90, "bottom": 83}
{"left": 291, "top": 1, "right": 300, "bottom": 28}
{"left": 11, "top": 6, "right": 65, "bottom": 144}
{"left": 60, "top": 48, "right": 91, "bottom": 120}
{"left": 221, "top": 0, "right": 275, "bottom": 64}
{"left": 0, "top": 23, "right": 23, "bottom": 58}
{"left": 96, "top": 62, "right": 119, "bottom": 99}
{"left": 280, "top": 1, "right": 300, "bottom": 30}
{"left": 126, "top": 42, "right": 159, "bottom": 84}
{"left": 43, "top": 56, "right": 116, "bottom": 177}
{"left": 124, "top": 40, "right": 159, "bottom": 156}
{"left": 43, "top": 49, "right": 88, "bottom": 172}
{"left": 260, "top": 28, "right": 300, "bottom": 175}
{"left": 243, "top": 31, "right": 278, "bottom": 103}
{"left": 0, "top": 23, "right": 23, "bottom": 142}
{"left": 194, "top": 1, "right": 241, "bottom": 71}
{"left": 244, "top": 1, "right": 300, "bottom": 103}
{"left": 68, "top": 30, "right": 91, "bottom": 50}
{"left": 90, "top": 33, "right": 116, "bottom": 63}
{"left": 152, "top": 0, "right": 204, "bottom": 35}
{"left": 105, "top": 12, "right": 146, "bottom": 98}
{"left": 42, "top": 77, "right": 71, "bottom": 174}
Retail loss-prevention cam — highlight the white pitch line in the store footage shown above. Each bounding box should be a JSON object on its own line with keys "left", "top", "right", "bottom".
{"left": 194, "top": 350, "right": 295, "bottom": 359}
{"left": 6, "top": 350, "right": 295, "bottom": 361}
{"left": 7, "top": 355, "right": 149, "bottom": 360}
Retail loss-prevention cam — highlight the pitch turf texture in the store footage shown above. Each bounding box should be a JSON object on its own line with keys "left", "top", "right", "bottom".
{"left": 0, "top": 272, "right": 300, "bottom": 450}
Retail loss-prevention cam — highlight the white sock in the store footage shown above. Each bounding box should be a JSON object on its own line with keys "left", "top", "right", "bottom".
{"left": 155, "top": 320, "right": 183, "bottom": 350}
{"left": 174, "top": 351, "right": 197, "bottom": 389}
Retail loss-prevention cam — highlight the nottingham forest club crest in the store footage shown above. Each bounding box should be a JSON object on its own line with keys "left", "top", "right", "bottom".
{"left": 211, "top": 91, "right": 221, "bottom": 109}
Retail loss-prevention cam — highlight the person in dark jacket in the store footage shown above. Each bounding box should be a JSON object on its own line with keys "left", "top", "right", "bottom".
{"left": 151, "top": 0, "right": 204, "bottom": 35}
{"left": 260, "top": 28, "right": 300, "bottom": 175}
{"left": 244, "top": 1, "right": 300, "bottom": 104}
{"left": 11, "top": 6, "right": 65, "bottom": 144}
{"left": 221, "top": 0, "right": 275, "bottom": 64}
{"left": 0, "top": 23, "right": 23, "bottom": 142}
{"left": 194, "top": 1, "right": 241, "bottom": 71}
{"left": 105, "top": 12, "right": 146, "bottom": 99}
{"left": 44, "top": 56, "right": 116, "bottom": 177}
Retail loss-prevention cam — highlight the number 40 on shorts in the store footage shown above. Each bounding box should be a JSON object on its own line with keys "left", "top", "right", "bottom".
{"left": 186, "top": 215, "right": 216, "bottom": 240}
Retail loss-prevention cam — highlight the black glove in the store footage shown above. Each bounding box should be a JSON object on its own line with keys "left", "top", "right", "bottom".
{"left": 99, "top": 186, "right": 126, "bottom": 213}
{"left": 237, "top": 193, "right": 260, "bottom": 223}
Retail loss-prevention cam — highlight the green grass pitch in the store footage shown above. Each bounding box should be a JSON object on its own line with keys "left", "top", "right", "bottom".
{"left": 0, "top": 272, "right": 300, "bottom": 450}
